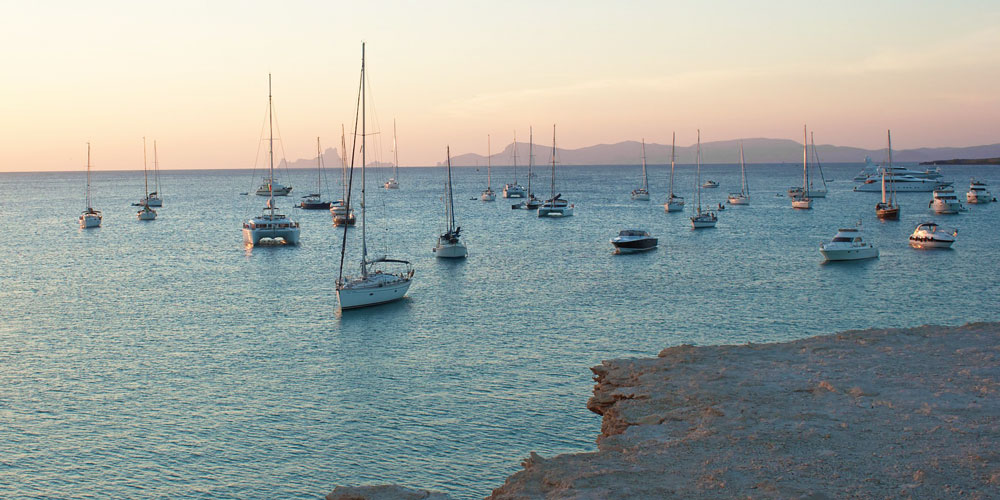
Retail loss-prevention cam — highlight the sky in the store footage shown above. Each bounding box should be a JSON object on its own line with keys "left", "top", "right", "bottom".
{"left": 1, "top": 0, "right": 998, "bottom": 171}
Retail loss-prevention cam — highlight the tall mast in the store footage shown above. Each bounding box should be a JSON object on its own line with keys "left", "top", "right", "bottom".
{"left": 487, "top": 135, "right": 492, "bottom": 189}
{"left": 802, "top": 125, "right": 809, "bottom": 196}
{"left": 86, "top": 142, "right": 92, "bottom": 210}
{"left": 341, "top": 124, "right": 348, "bottom": 200}
{"left": 360, "top": 43, "right": 368, "bottom": 271}
{"left": 641, "top": 138, "right": 648, "bottom": 190}
{"left": 669, "top": 132, "right": 675, "bottom": 197}
{"left": 739, "top": 140, "right": 747, "bottom": 196}
{"left": 513, "top": 130, "right": 518, "bottom": 184}
{"left": 550, "top": 124, "right": 556, "bottom": 200}
{"left": 528, "top": 127, "right": 533, "bottom": 197}
{"left": 153, "top": 140, "right": 160, "bottom": 196}
{"left": 695, "top": 129, "right": 701, "bottom": 214}
{"left": 268, "top": 73, "right": 275, "bottom": 212}
{"left": 446, "top": 146, "right": 455, "bottom": 231}
{"left": 393, "top": 119, "right": 399, "bottom": 179}
{"left": 143, "top": 136, "right": 149, "bottom": 200}
{"left": 338, "top": 43, "right": 365, "bottom": 284}
{"left": 811, "top": 131, "right": 826, "bottom": 192}
{"left": 887, "top": 129, "right": 894, "bottom": 205}
{"left": 316, "top": 136, "right": 322, "bottom": 194}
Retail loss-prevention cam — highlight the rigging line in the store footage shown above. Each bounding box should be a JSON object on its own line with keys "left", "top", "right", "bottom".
{"left": 338, "top": 52, "right": 365, "bottom": 285}
{"left": 244, "top": 99, "right": 270, "bottom": 220}
{"left": 269, "top": 102, "right": 292, "bottom": 184}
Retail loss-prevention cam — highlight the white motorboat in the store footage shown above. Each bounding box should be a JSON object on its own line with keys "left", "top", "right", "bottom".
{"left": 929, "top": 188, "right": 963, "bottom": 214}
{"left": 791, "top": 126, "right": 813, "bottom": 209}
{"left": 255, "top": 178, "right": 291, "bottom": 196}
{"left": 690, "top": 130, "right": 717, "bottom": 228}
{"left": 630, "top": 139, "right": 650, "bottom": 200}
{"left": 701, "top": 180, "right": 719, "bottom": 188}
{"left": 336, "top": 43, "right": 413, "bottom": 310}
{"left": 909, "top": 221, "right": 957, "bottom": 249}
{"left": 481, "top": 135, "right": 496, "bottom": 201}
{"left": 512, "top": 128, "right": 543, "bottom": 210}
{"left": 611, "top": 229, "right": 657, "bottom": 254}
{"left": 537, "top": 125, "right": 574, "bottom": 217}
{"left": 875, "top": 130, "right": 900, "bottom": 220}
{"left": 819, "top": 225, "right": 879, "bottom": 261}
{"left": 966, "top": 179, "right": 994, "bottom": 204}
{"left": 502, "top": 131, "right": 526, "bottom": 198}
{"left": 140, "top": 141, "right": 163, "bottom": 207}
{"left": 664, "top": 132, "right": 685, "bottom": 212}
{"left": 727, "top": 141, "right": 750, "bottom": 205}
{"left": 79, "top": 143, "right": 102, "bottom": 229}
{"left": 243, "top": 75, "right": 300, "bottom": 246}
{"left": 384, "top": 120, "right": 400, "bottom": 189}
{"left": 433, "top": 146, "right": 468, "bottom": 258}
{"left": 136, "top": 137, "right": 157, "bottom": 221}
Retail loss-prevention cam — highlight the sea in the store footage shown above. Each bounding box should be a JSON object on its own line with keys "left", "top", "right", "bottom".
{"left": 2, "top": 161, "right": 998, "bottom": 499}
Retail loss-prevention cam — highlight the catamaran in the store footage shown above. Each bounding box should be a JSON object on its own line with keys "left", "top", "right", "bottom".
{"left": 503, "top": 131, "right": 525, "bottom": 198}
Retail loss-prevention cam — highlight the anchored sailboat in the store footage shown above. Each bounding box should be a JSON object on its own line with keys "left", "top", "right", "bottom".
{"left": 79, "top": 143, "right": 102, "bottom": 229}
{"left": 433, "top": 146, "right": 468, "bottom": 258}
{"left": 537, "top": 124, "right": 574, "bottom": 217}
{"left": 791, "top": 126, "right": 813, "bottom": 209}
{"left": 384, "top": 120, "right": 400, "bottom": 189}
{"left": 141, "top": 141, "right": 163, "bottom": 207}
{"left": 481, "top": 135, "right": 496, "bottom": 201}
{"left": 301, "top": 137, "right": 332, "bottom": 209}
{"left": 664, "top": 132, "right": 684, "bottom": 212}
{"left": 690, "top": 130, "right": 717, "bottom": 228}
{"left": 727, "top": 141, "right": 750, "bottom": 205}
{"left": 503, "top": 131, "right": 526, "bottom": 198}
{"left": 876, "top": 130, "right": 900, "bottom": 220}
{"left": 512, "top": 127, "right": 542, "bottom": 210}
{"left": 630, "top": 139, "right": 650, "bottom": 200}
{"left": 137, "top": 137, "right": 157, "bottom": 220}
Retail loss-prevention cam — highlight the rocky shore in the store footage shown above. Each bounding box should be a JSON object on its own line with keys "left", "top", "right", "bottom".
{"left": 330, "top": 322, "right": 1000, "bottom": 499}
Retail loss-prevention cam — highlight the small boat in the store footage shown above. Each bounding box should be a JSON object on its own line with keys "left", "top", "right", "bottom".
{"left": 255, "top": 177, "right": 291, "bottom": 196}
{"left": 433, "top": 146, "right": 468, "bottom": 258}
{"left": 791, "top": 125, "right": 813, "bottom": 209}
{"left": 690, "top": 130, "right": 717, "bottom": 228}
{"left": 502, "top": 131, "right": 526, "bottom": 198}
{"left": 300, "top": 137, "right": 333, "bottom": 209}
{"left": 537, "top": 125, "right": 574, "bottom": 217}
{"left": 875, "top": 130, "right": 900, "bottom": 220}
{"left": 819, "top": 224, "right": 879, "bottom": 261}
{"left": 79, "top": 143, "right": 102, "bottom": 229}
{"left": 512, "top": 127, "right": 542, "bottom": 210}
{"left": 664, "top": 132, "right": 684, "bottom": 212}
{"left": 909, "top": 221, "right": 957, "bottom": 249}
{"left": 383, "top": 120, "right": 400, "bottom": 190}
{"left": 727, "top": 141, "right": 750, "bottom": 205}
{"left": 243, "top": 75, "right": 300, "bottom": 246}
{"left": 136, "top": 138, "right": 157, "bottom": 221}
{"left": 140, "top": 141, "right": 163, "bottom": 207}
{"left": 611, "top": 229, "right": 657, "bottom": 254}
{"left": 630, "top": 139, "right": 650, "bottom": 200}
{"left": 701, "top": 180, "right": 719, "bottom": 188}
{"left": 331, "top": 126, "right": 356, "bottom": 225}
{"left": 481, "top": 135, "right": 496, "bottom": 201}
{"left": 336, "top": 44, "right": 413, "bottom": 310}
{"left": 966, "top": 179, "right": 994, "bottom": 204}
{"left": 929, "top": 188, "right": 962, "bottom": 214}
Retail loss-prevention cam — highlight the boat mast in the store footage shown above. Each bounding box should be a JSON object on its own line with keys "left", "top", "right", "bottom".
{"left": 393, "top": 119, "right": 399, "bottom": 180}
{"left": 153, "top": 140, "right": 160, "bottom": 197}
{"left": 641, "top": 139, "right": 648, "bottom": 191}
{"left": 512, "top": 130, "right": 517, "bottom": 184}
{"left": 695, "top": 129, "right": 701, "bottom": 215}
{"left": 739, "top": 140, "right": 747, "bottom": 197}
{"left": 341, "top": 124, "right": 348, "bottom": 201}
{"left": 316, "top": 136, "right": 322, "bottom": 195}
{"left": 550, "top": 124, "right": 556, "bottom": 201}
{"left": 360, "top": 43, "right": 368, "bottom": 275}
{"left": 143, "top": 137, "right": 149, "bottom": 201}
{"left": 447, "top": 146, "right": 456, "bottom": 232}
{"left": 338, "top": 43, "right": 365, "bottom": 285}
{"left": 802, "top": 125, "right": 809, "bottom": 197}
{"left": 86, "top": 142, "right": 92, "bottom": 210}
{"left": 268, "top": 73, "right": 275, "bottom": 214}
{"left": 669, "top": 132, "right": 675, "bottom": 197}
{"left": 887, "top": 129, "right": 895, "bottom": 205}
{"left": 528, "top": 127, "right": 533, "bottom": 198}
{"left": 811, "top": 132, "right": 827, "bottom": 193}
{"left": 487, "top": 135, "right": 492, "bottom": 190}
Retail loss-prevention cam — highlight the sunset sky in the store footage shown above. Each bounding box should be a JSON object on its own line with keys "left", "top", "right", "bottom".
{"left": 2, "top": 0, "right": 998, "bottom": 171}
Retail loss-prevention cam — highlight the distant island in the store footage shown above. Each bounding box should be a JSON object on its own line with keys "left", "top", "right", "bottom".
{"left": 920, "top": 157, "right": 1000, "bottom": 165}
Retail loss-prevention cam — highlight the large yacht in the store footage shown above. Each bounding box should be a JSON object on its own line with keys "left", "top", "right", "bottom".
{"left": 929, "top": 188, "right": 963, "bottom": 214}
{"left": 966, "top": 179, "right": 994, "bottom": 204}
{"left": 819, "top": 225, "right": 878, "bottom": 261}
{"left": 909, "top": 222, "right": 957, "bottom": 249}
{"left": 854, "top": 175, "right": 950, "bottom": 193}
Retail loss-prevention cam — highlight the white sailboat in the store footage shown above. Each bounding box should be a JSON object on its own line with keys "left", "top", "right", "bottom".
{"left": 331, "top": 125, "right": 357, "bottom": 226}
{"left": 537, "top": 124, "right": 574, "bottom": 217}
{"left": 481, "top": 135, "right": 496, "bottom": 201}
{"left": 433, "top": 146, "right": 468, "bottom": 258}
{"left": 690, "top": 129, "right": 717, "bottom": 228}
{"left": 727, "top": 141, "right": 750, "bottom": 205}
{"left": 503, "top": 131, "right": 526, "bottom": 198}
{"left": 242, "top": 74, "right": 300, "bottom": 246}
{"left": 300, "top": 137, "right": 332, "bottom": 209}
{"left": 79, "top": 142, "right": 102, "bottom": 229}
{"left": 336, "top": 43, "right": 413, "bottom": 310}
{"left": 791, "top": 125, "right": 813, "bottom": 209}
{"left": 141, "top": 141, "right": 163, "bottom": 207}
{"left": 384, "top": 119, "right": 400, "bottom": 189}
{"left": 512, "top": 127, "right": 542, "bottom": 210}
{"left": 630, "top": 139, "right": 650, "bottom": 200}
{"left": 137, "top": 137, "right": 157, "bottom": 220}
{"left": 664, "top": 132, "right": 684, "bottom": 212}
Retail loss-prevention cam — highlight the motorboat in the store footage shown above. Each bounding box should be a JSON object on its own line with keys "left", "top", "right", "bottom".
{"left": 255, "top": 177, "right": 291, "bottom": 196}
{"left": 690, "top": 130, "right": 717, "bottom": 228}
{"left": 336, "top": 43, "right": 413, "bottom": 310}
{"left": 929, "top": 188, "right": 962, "bottom": 214}
{"left": 966, "top": 179, "right": 994, "bottom": 204}
{"left": 433, "top": 147, "right": 468, "bottom": 258}
{"left": 854, "top": 175, "right": 950, "bottom": 192}
{"left": 819, "top": 225, "right": 879, "bottom": 261}
{"left": 909, "top": 221, "right": 957, "bottom": 249}
{"left": 330, "top": 199, "right": 356, "bottom": 226}
{"left": 611, "top": 229, "right": 657, "bottom": 254}
{"left": 243, "top": 75, "right": 300, "bottom": 246}
{"left": 630, "top": 139, "right": 651, "bottom": 200}
{"left": 727, "top": 141, "right": 750, "bottom": 205}
{"left": 79, "top": 143, "right": 102, "bottom": 229}
{"left": 537, "top": 125, "right": 574, "bottom": 217}
{"left": 701, "top": 180, "right": 719, "bottom": 188}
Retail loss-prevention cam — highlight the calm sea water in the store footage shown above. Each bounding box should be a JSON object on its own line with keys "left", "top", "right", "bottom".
{"left": 2, "top": 162, "right": 998, "bottom": 498}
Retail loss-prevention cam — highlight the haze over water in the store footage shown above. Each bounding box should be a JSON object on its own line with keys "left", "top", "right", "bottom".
{"left": 2, "top": 163, "right": 999, "bottom": 498}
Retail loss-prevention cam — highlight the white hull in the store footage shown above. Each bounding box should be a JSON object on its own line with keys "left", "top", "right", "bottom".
{"left": 792, "top": 198, "right": 813, "bottom": 209}
{"left": 967, "top": 192, "right": 992, "bottom": 204}
{"left": 384, "top": 178, "right": 399, "bottom": 189}
{"left": 481, "top": 190, "right": 495, "bottom": 201}
{"left": 503, "top": 185, "right": 525, "bottom": 198}
{"left": 909, "top": 238, "right": 953, "bottom": 249}
{"left": 433, "top": 241, "right": 468, "bottom": 258}
{"left": 631, "top": 192, "right": 650, "bottom": 201}
{"left": 854, "top": 180, "right": 950, "bottom": 192}
{"left": 930, "top": 200, "right": 962, "bottom": 214}
{"left": 727, "top": 195, "right": 749, "bottom": 205}
{"left": 820, "top": 246, "right": 879, "bottom": 261}
{"left": 79, "top": 214, "right": 102, "bottom": 228}
{"left": 691, "top": 220, "right": 716, "bottom": 229}
{"left": 137, "top": 208, "right": 157, "bottom": 220}
{"left": 665, "top": 200, "right": 684, "bottom": 212}
{"left": 338, "top": 279, "right": 411, "bottom": 310}
{"left": 242, "top": 227, "right": 300, "bottom": 246}
{"left": 538, "top": 206, "right": 574, "bottom": 217}
{"left": 256, "top": 187, "right": 291, "bottom": 196}
{"left": 142, "top": 196, "right": 162, "bottom": 207}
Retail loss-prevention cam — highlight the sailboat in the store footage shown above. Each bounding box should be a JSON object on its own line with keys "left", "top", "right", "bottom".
{"left": 630, "top": 139, "right": 650, "bottom": 200}
{"left": 789, "top": 132, "right": 827, "bottom": 198}
{"left": 690, "top": 130, "right": 717, "bottom": 228}
{"left": 433, "top": 146, "right": 468, "bottom": 258}
{"left": 384, "top": 120, "right": 400, "bottom": 189}
{"left": 331, "top": 125, "right": 357, "bottom": 225}
{"left": 242, "top": 74, "right": 300, "bottom": 246}
{"left": 876, "top": 130, "right": 900, "bottom": 220}
{"left": 301, "top": 137, "right": 333, "bottom": 209}
{"left": 727, "top": 141, "right": 750, "bottom": 205}
{"left": 79, "top": 143, "right": 102, "bottom": 229}
{"left": 137, "top": 137, "right": 157, "bottom": 220}
{"left": 791, "top": 126, "right": 813, "bottom": 209}
{"left": 664, "top": 132, "right": 684, "bottom": 212}
{"left": 481, "top": 135, "right": 496, "bottom": 201}
{"left": 538, "top": 124, "right": 574, "bottom": 217}
{"left": 141, "top": 141, "right": 163, "bottom": 207}
{"left": 336, "top": 43, "right": 413, "bottom": 310}
{"left": 512, "top": 127, "right": 542, "bottom": 209}
{"left": 503, "top": 131, "right": 526, "bottom": 198}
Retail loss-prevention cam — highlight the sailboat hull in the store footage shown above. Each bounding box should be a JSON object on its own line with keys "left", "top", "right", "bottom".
{"left": 727, "top": 195, "right": 749, "bottom": 205}
{"left": 433, "top": 240, "right": 468, "bottom": 258}
{"left": 665, "top": 200, "right": 684, "bottom": 212}
{"left": 242, "top": 227, "right": 300, "bottom": 246}
{"left": 630, "top": 191, "right": 650, "bottom": 201}
{"left": 79, "top": 213, "right": 102, "bottom": 228}
{"left": 338, "top": 279, "right": 411, "bottom": 310}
